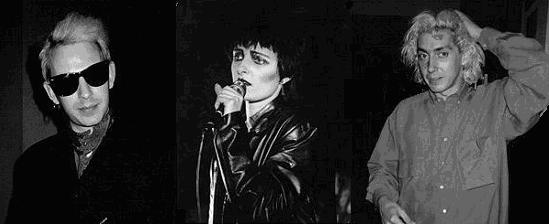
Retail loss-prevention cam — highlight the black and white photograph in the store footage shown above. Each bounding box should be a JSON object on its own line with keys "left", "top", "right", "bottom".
{"left": 1, "top": 0, "right": 547, "bottom": 223}
{"left": 176, "top": 0, "right": 548, "bottom": 223}
{"left": 1, "top": 1, "right": 174, "bottom": 223}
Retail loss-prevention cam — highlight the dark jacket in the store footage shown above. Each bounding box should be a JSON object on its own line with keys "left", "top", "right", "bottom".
{"left": 196, "top": 99, "right": 320, "bottom": 223}
{"left": 6, "top": 119, "right": 173, "bottom": 224}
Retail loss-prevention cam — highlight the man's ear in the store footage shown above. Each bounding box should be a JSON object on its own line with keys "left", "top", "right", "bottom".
{"left": 43, "top": 81, "right": 60, "bottom": 105}
{"left": 108, "top": 61, "right": 116, "bottom": 89}
{"left": 280, "top": 77, "right": 291, "bottom": 85}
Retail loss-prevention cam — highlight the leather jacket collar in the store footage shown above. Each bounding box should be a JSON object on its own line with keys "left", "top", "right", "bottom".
{"left": 248, "top": 98, "right": 281, "bottom": 134}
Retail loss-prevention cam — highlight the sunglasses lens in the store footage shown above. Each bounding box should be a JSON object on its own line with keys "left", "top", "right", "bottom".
{"left": 51, "top": 74, "right": 78, "bottom": 97}
{"left": 49, "top": 60, "right": 110, "bottom": 97}
{"left": 84, "top": 61, "right": 109, "bottom": 87}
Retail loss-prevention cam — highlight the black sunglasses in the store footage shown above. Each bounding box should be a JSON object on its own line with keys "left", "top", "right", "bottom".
{"left": 48, "top": 60, "right": 110, "bottom": 97}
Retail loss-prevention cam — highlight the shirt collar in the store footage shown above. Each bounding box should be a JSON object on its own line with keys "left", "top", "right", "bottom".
{"left": 427, "top": 83, "right": 473, "bottom": 104}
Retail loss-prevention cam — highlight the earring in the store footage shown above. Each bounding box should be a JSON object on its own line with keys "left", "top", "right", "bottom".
{"left": 52, "top": 103, "right": 60, "bottom": 110}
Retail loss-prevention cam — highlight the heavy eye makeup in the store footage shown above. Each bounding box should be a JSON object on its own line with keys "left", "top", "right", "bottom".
{"left": 232, "top": 47, "right": 272, "bottom": 65}
{"left": 251, "top": 51, "right": 269, "bottom": 65}
{"left": 232, "top": 49, "right": 244, "bottom": 61}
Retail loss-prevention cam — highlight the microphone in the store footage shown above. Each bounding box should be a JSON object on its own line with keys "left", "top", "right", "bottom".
{"left": 202, "top": 79, "right": 250, "bottom": 130}
{"left": 215, "top": 79, "right": 249, "bottom": 116}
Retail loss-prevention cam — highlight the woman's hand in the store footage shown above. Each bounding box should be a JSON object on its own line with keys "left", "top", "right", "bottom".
{"left": 214, "top": 83, "right": 245, "bottom": 115}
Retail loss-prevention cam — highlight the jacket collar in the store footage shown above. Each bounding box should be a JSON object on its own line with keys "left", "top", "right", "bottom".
{"left": 248, "top": 97, "right": 281, "bottom": 133}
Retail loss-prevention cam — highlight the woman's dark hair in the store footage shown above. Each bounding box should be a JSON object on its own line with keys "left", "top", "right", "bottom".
{"left": 225, "top": 22, "right": 307, "bottom": 102}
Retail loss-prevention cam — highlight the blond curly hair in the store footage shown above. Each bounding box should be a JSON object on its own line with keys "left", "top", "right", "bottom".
{"left": 401, "top": 9, "right": 485, "bottom": 85}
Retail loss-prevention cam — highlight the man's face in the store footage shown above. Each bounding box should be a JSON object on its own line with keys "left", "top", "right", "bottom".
{"left": 44, "top": 42, "right": 115, "bottom": 133}
{"left": 417, "top": 30, "right": 463, "bottom": 99}
{"left": 231, "top": 44, "right": 288, "bottom": 103}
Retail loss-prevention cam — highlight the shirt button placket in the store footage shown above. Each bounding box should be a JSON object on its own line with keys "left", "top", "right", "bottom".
{"left": 439, "top": 136, "right": 450, "bottom": 219}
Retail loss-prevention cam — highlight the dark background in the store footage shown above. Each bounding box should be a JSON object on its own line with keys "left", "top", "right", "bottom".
{"left": 176, "top": 0, "right": 547, "bottom": 223}
{"left": 0, "top": 0, "right": 174, "bottom": 223}
{"left": 1, "top": 0, "right": 546, "bottom": 223}
{"left": 176, "top": 0, "right": 346, "bottom": 222}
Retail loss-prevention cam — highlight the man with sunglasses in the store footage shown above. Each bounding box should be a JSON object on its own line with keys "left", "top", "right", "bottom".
{"left": 6, "top": 12, "right": 169, "bottom": 224}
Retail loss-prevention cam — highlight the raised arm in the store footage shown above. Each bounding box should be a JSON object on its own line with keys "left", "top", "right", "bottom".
{"left": 457, "top": 10, "right": 549, "bottom": 139}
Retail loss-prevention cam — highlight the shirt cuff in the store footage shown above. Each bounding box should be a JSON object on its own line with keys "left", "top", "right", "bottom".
{"left": 366, "top": 187, "right": 398, "bottom": 208}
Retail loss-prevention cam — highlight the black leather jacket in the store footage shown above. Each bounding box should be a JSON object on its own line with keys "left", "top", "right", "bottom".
{"left": 197, "top": 99, "right": 319, "bottom": 223}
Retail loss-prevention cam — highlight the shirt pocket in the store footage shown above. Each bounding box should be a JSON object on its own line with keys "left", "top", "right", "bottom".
{"left": 397, "top": 159, "right": 416, "bottom": 208}
{"left": 397, "top": 159, "right": 414, "bottom": 191}
{"left": 459, "top": 136, "right": 497, "bottom": 190}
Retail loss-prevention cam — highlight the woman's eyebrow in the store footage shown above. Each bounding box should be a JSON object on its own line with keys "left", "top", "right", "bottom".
{"left": 250, "top": 50, "right": 270, "bottom": 59}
